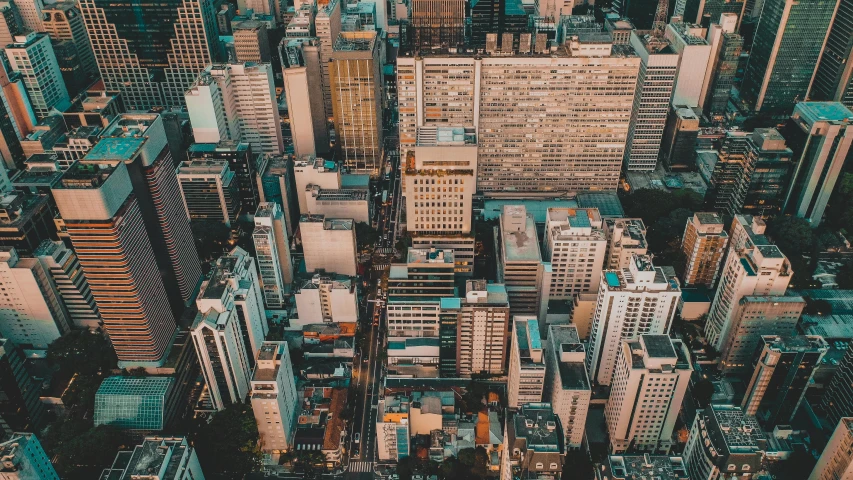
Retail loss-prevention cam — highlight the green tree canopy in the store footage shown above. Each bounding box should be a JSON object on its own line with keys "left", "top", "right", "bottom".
{"left": 191, "top": 403, "right": 262, "bottom": 479}
{"left": 355, "top": 222, "right": 380, "bottom": 251}
{"left": 47, "top": 329, "right": 117, "bottom": 376}
{"left": 191, "top": 220, "right": 232, "bottom": 260}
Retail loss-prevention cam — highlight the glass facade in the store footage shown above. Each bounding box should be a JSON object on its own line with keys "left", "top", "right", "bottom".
{"left": 94, "top": 376, "right": 172, "bottom": 430}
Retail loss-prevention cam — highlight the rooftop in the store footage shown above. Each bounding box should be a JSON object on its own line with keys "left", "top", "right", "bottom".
{"left": 0, "top": 193, "right": 49, "bottom": 227}
{"left": 56, "top": 162, "right": 117, "bottom": 189}
{"left": 501, "top": 207, "right": 542, "bottom": 262}
{"left": 101, "top": 114, "right": 158, "bottom": 138}
{"left": 84, "top": 137, "right": 145, "bottom": 162}
{"left": 707, "top": 405, "right": 765, "bottom": 453}
{"left": 96, "top": 376, "right": 172, "bottom": 397}
{"left": 512, "top": 403, "right": 562, "bottom": 452}
{"left": 407, "top": 247, "right": 454, "bottom": 264}
{"left": 549, "top": 325, "right": 590, "bottom": 391}
{"left": 796, "top": 102, "right": 853, "bottom": 124}
{"left": 604, "top": 455, "right": 688, "bottom": 480}
{"left": 762, "top": 335, "right": 829, "bottom": 353}
{"left": 99, "top": 437, "right": 193, "bottom": 480}
{"left": 643, "top": 335, "right": 677, "bottom": 359}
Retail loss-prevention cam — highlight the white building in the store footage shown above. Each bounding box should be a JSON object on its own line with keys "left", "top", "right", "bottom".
{"left": 0, "top": 433, "right": 58, "bottom": 480}
{"left": 252, "top": 202, "right": 292, "bottom": 310}
{"left": 665, "top": 22, "right": 712, "bottom": 108}
{"left": 705, "top": 215, "right": 792, "bottom": 351}
{"left": 587, "top": 254, "right": 681, "bottom": 386}
{"left": 810, "top": 418, "right": 853, "bottom": 480}
{"left": 250, "top": 342, "right": 298, "bottom": 453}
{"left": 293, "top": 274, "right": 358, "bottom": 326}
{"left": 376, "top": 397, "right": 410, "bottom": 461}
{"left": 603, "top": 218, "right": 647, "bottom": 270}
{"left": 544, "top": 207, "right": 607, "bottom": 300}
{"left": 497, "top": 205, "right": 547, "bottom": 318}
{"left": 185, "top": 63, "right": 284, "bottom": 155}
{"left": 305, "top": 186, "right": 371, "bottom": 224}
{"left": 386, "top": 297, "right": 441, "bottom": 339}
{"left": 33, "top": 240, "right": 101, "bottom": 329}
{"left": 101, "top": 437, "right": 205, "bottom": 480}
{"left": 0, "top": 247, "right": 70, "bottom": 354}
{"left": 4, "top": 32, "right": 70, "bottom": 120}
{"left": 625, "top": 32, "right": 679, "bottom": 171}
{"left": 605, "top": 335, "right": 692, "bottom": 453}
{"left": 508, "top": 316, "right": 546, "bottom": 408}
{"left": 293, "top": 155, "right": 342, "bottom": 214}
{"left": 546, "top": 325, "right": 590, "bottom": 449}
{"left": 300, "top": 215, "right": 357, "bottom": 276}
{"left": 455, "top": 281, "right": 510, "bottom": 377}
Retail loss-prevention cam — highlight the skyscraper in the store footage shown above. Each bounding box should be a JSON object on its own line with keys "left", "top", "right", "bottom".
{"left": 719, "top": 296, "right": 804, "bottom": 372}
{"left": 252, "top": 202, "right": 292, "bottom": 310}
{"left": 41, "top": 1, "right": 99, "bottom": 86}
{"left": 0, "top": 433, "right": 59, "bottom": 480}
{"left": 822, "top": 343, "right": 853, "bottom": 428}
{"left": 409, "top": 0, "right": 465, "bottom": 48}
{"left": 683, "top": 405, "right": 765, "bottom": 480}
{"left": 51, "top": 162, "right": 176, "bottom": 367}
{"left": 681, "top": 212, "right": 728, "bottom": 288}
{"left": 497, "top": 205, "right": 547, "bottom": 318}
{"left": 809, "top": 0, "right": 853, "bottom": 108}
{"left": 810, "top": 418, "right": 853, "bottom": 480}
{"left": 78, "top": 0, "right": 222, "bottom": 109}
{"left": 742, "top": 335, "right": 828, "bottom": 428}
{"left": 250, "top": 342, "right": 298, "bottom": 453}
{"left": 315, "top": 0, "right": 342, "bottom": 118}
{"left": 176, "top": 160, "right": 241, "bottom": 227}
{"left": 702, "top": 14, "right": 743, "bottom": 118}
{"left": 300, "top": 215, "right": 357, "bottom": 276}
{"left": 545, "top": 324, "right": 591, "bottom": 449}
{"left": 4, "top": 32, "right": 71, "bottom": 120}
{"left": 739, "top": 0, "right": 839, "bottom": 115}
{"left": 33, "top": 240, "right": 101, "bottom": 329}
{"left": 544, "top": 208, "right": 607, "bottom": 300}
{"left": 508, "top": 316, "right": 546, "bottom": 408}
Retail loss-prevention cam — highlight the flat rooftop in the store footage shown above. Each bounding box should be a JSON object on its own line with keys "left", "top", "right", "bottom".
{"left": 605, "top": 455, "right": 688, "bottom": 480}
{"left": 502, "top": 210, "right": 541, "bottom": 262}
{"left": 84, "top": 137, "right": 145, "bottom": 162}
{"left": 407, "top": 247, "right": 454, "bottom": 264}
{"left": 56, "top": 162, "right": 117, "bottom": 189}
{"left": 642, "top": 335, "right": 677, "bottom": 359}
{"left": 101, "top": 115, "right": 158, "bottom": 138}
{"left": 202, "top": 255, "right": 240, "bottom": 300}
{"left": 797, "top": 102, "right": 853, "bottom": 124}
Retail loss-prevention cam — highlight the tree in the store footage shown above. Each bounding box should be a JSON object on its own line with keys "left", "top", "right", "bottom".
{"left": 42, "top": 421, "right": 125, "bottom": 478}
{"left": 693, "top": 378, "right": 714, "bottom": 408}
{"left": 191, "top": 220, "right": 232, "bottom": 260}
{"left": 621, "top": 188, "right": 703, "bottom": 226}
{"left": 396, "top": 456, "right": 415, "bottom": 480}
{"left": 355, "top": 222, "right": 379, "bottom": 251}
{"left": 765, "top": 215, "right": 818, "bottom": 287}
{"left": 191, "top": 403, "right": 262, "bottom": 479}
{"left": 47, "top": 329, "right": 117, "bottom": 376}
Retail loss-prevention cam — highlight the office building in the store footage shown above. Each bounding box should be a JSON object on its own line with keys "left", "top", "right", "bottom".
{"left": 703, "top": 17, "right": 742, "bottom": 118}
{"left": 387, "top": 297, "right": 442, "bottom": 340}
{"left": 94, "top": 376, "right": 173, "bottom": 430}
{"left": 330, "top": 31, "right": 383, "bottom": 174}
{"left": 300, "top": 215, "right": 357, "bottom": 276}
{"left": 78, "top": 0, "right": 220, "bottom": 109}
{"left": 546, "top": 325, "right": 590, "bottom": 449}
{"left": 625, "top": 32, "right": 679, "bottom": 172}
{"left": 305, "top": 187, "right": 371, "bottom": 224}
{"left": 742, "top": 335, "right": 828, "bottom": 428}
{"left": 0, "top": 247, "right": 70, "bottom": 353}
{"left": 604, "top": 218, "right": 647, "bottom": 271}
{"left": 782, "top": 102, "right": 853, "bottom": 225}
{"left": 0, "top": 433, "right": 58, "bottom": 480}
{"left": 51, "top": 162, "right": 176, "bottom": 367}
{"left": 823, "top": 345, "right": 853, "bottom": 428}
{"left": 705, "top": 215, "right": 792, "bottom": 350}
{"left": 281, "top": 40, "right": 330, "bottom": 157}
{"left": 388, "top": 247, "right": 455, "bottom": 299}
{"left": 469, "top": 0, "right": 529, "bottom": 50}
{"left": 41, "top": 1, "right": 99, "bottom": 85}
{"left": 0, "top": 194, "right": 54, "bottom": 256}
{"left": 101, "top": 437, "right": 205, "bottom": 480}
{"left": 185, "top": 63, "right": 284, "bottom": 155}
{"left": 4, "top": 33, "right": 70, "bottom": 120}
{"left": 665, "top": 23, "right": 711, "bottom": 109}
{"left": 33, "top": 240, "right": 100, "bottom": 329}
{"left": 740, "top": 0, "right": 838, "bottom": 115}
{"left": 809, "top": 0, "right": 853, "bottom": 108}
{"left": 587, "top": 255, "right": 681, "bottom": 386}
{"left": 706, "top": 129, "right": 794, "bottom": 217}
{"left": 601, "top": 455, "right": 688, "bottom": 480}
{"left": 293, "top": 274, "right": 358, "bottom": 325}
{"left": 605, "top": 335, "right": 692, "bottom": 453}
{"left": 659, "top": 106, "right": 700, "bottom": 171}
{"left": 257, "top": 156, "right": 298, "bottom": 237}
{"left": 187, "top": 142, "right": 260, "bottom": 215}
{"left": 231, "top": 19, "right": 270, "bottom": 63}
{"left": 0, "top": 339, "right": 45, "bottom": 436}
{"left": 681, "top": 212, "right": 728, "bottom": 288}
{"left": 503, "top": 403, "right": 565, "bottom": 479}
{"left": 683, "top": 405, "right": 765, "bottom": 480}
{"left": 451, "top": 281, "right": 509, "bottom": 377}
{"left": 397, "top": 44, "right": 640, "bottom": 194}
{"left": 409, "top": 0, "right": 465, "bottom": 47}
{"left": 810, "top": 418, "right": 853, "bottom": 480}
{"left": 253, "top": 203, "right": 292, "bottom": 310}
{"left": 509, "top": 317, "right": 546, "bottom": 408}
{"left": 294, "top": 155, "right": 342, "bottom": 214}
{"left": 250, "top": 342, "right": 298, "bottom": 453}
{"left": 316, "top": 0, "right": 342, "bottom": 118}
{"left": 0, "top": 66, "right": 36, "bottom": 171}
{"left": 376, "top": 397, "right": 410, "bottom": 461}
{"left": 720, "top": 296, "right": 804, "bottom": 373}
{"left": 0, "top": 2, "right": 22, "bottom": 48}
{"left": 176, "top": 160, "right": 241, "bottom": 227}
{"left": 544, "top": 207, "right": 606, "bottom": 300}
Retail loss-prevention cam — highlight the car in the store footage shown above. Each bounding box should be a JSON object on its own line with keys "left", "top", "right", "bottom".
{"left": 353, "top": 433, "right": 360, "bottom": 444}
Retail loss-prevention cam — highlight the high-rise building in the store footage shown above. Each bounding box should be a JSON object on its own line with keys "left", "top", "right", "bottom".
{"left": 544, "top": 207, "right": 607, "bottom": 300}
{"left": 681, "top": 212, "right": 728, "bottom": 288}
{"left": 739, "top": 0, "right": 839, "bottom": 115}
{"left": 257, "top": 156, "right": 298, "bottom": 237}
{"left": 545, "top": 325, "right": 590, "bottom": 449}
{"left": 51, "top": 162, "right": 176, "bottom": 367}
{"left": 231, "top": 19, "right": 270, "bottom": 63}
{"left": 625, "top": 32, "right": 679, "bottom": 172}
{"left": 4, "top": 33, "right": 70, "bottom": 120}
{"left": 605, "top": 335, "right": 692, "bottom": 453}
{"left": 452, "top": 281, "right": 511, "bottom": 377}
{"left": 409, "top": 0, "right": 465, "bottom": 47}
{"left": 253, "top": 203, "right": 292, "bottom": 310}
{"left": 508, "top": 316, "right": 545, "bottom": 408}
{"left": 0, "top": 339, "right": 45, "bottom": 436}
{"left": 0, "top": 433, "right": 58, "bottom": 480}
{"left": 281, "top": 39, "right": 330, "bottom": 157}
{"left": 250, "top": 342, "right": 298, "bottom": 453}
{"left": 706, "top": 129, "right": 794, "bottom": 217}
{"left": 809, "top": 0, "right": 853, "bottom": 108}
{"left": 822, "top": 345, "right": 853, "bottom": 429}
{"left": 330, "top": 31, "right": 383, "bottom": 174}
{"left": 33, "top": 240, "right": 100, "bottom": 329}
{"left": 41, "top": 1, "right": 99, "bottom": 86}
{"left": 503, "top": 404, "right": 565, "bottom": 479}
{"left": 397, "top": 43, "right": 640, "bottom": 194}
{"left": 470, "top": 0, "right": 529, "bottom": 50}
{"left": 293, "top": 274, "right": 357, "bottom": 324}
{"left": 0, "top": 247, "right": 70, "bottom": 352}
{"left": 293, "top": 155, "right": 342, "bottom": 214}
{"left": 782, "top": 102, "right": 853, "bottom": 225}
{"left": 300, "top": 215, "right": 357, "bottom": 276}
{"left": 810, "top": 418, "right": 853, "bottom": 480}
{"left": 719, "top": 296, "right": 804, "bottom": 373}
{"left": 659, "top": 106, "right": 700, "bottom": 171}
{"left": 388, "top": 247, "right": 455, "bottom": 299}
{"left": 15, "top": 0, "right": 43, "bottom": 32}
{"left": 702, "top": 14, "right": 743, "bottom": 119}
{"left": 683, "top": 405, "right": 765, "bottom": 480}
{"left": 176, "top": 159, "right": 241, "bottom": 227}
{"left": 185, "top": 63, "right": 284, "bottom": 155}
{"left": 603, "top": 218, "right": 647, "bottom": 271}
{"left": 742, "top": 335, "right": 828, "bottom": 428}
{"left": 0, "top": 2, "right": 22, "bottom": 48}
{"left": 315, "top": 0, "right": 342, "bottom": 118}
{"left": 497, "top": 205, "right": 546, "bottom": 318}
{"left": 705, "top": 215, "right": 792, "bottom": 350}
{"left": 0, "top": 193, "right": 55, "bottom": 256}
{"left": 101, "top": 437, "right": 204, "bottom": 480}
{"left": 78, "top": 0, "right": 221, "bottom": 109}
{"left": 85, "top": 114, "right": 203, "bottom": 317}
{"left": 665, "top": 23, "right": 712, "bottom": 109}
{"left": 0, "top": 67, "right": 36, "bottom": 170}
{"left": 187, "top": 142, "right": 260, "bottom": 215}
{"left": 679, "top": 0, "right": 745, "bottom": 27}
{"left": 587, "top": 255, "right": 681, "bottom": 386}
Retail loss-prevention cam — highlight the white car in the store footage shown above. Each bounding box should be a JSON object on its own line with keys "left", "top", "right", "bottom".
{"left": 353, "top": 433, "right": 360, "bottom": 444}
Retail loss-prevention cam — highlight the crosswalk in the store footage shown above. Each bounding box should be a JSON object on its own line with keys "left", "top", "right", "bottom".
{"left": 350, "top": 461, "right": 373, "bottom": 473}
{"left": 372, "top": 264, "right": 389, "bottom": 271}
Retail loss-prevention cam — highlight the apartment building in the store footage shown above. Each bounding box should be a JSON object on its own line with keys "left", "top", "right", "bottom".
{"left": 544, "top": 207, "right": 607, "bottom": 300}
{"left": 681, "top": 212, "right": 728, "bottom": 288}
{"left": 546, "top": 325, "right": 590, "bottom": 449}
{"left": 603, "top": 218, "right": 647, "bottom": 270}
{"left": 508, "top": 316, "right": 546, "bottom": 408}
